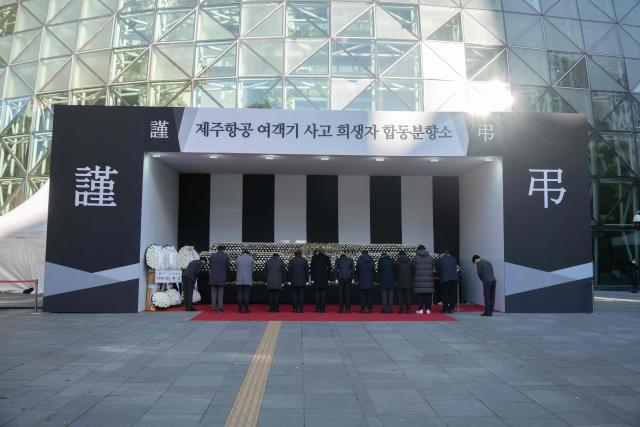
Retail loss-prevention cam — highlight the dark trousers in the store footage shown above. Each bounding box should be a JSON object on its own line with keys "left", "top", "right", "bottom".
{"left": 398, "top": 288, "right": 412, "bottom": 310}
{"left": 292, "top": 287, "right": 305, "bottom": 311}
{"left": 267, "top": 290, "right": 280, "bottom": 311}
{"left": 237, "top": 285, "right": 251, "bottom": 311}
{"left": 483, "top": 281, "right": 496, "bottom": 314}
{"left": 381, "top": 289, "right": 394, "bottom": 311}
{"left": 210, "top": 285, "right": 224, "bottom": 310}
{"left": 183, "top": 277, "right": 194, "bottom": 310}
{"left": 416, "top": 293, "right": 432, "bottom": 311}
{"left": 441, "top": 281, "right": 457, "bottom": 310}
{"left": 338, "top": 279, "right": 351, "bottom": 308}
{"left": 315, "top": 288, "right": 327, "bottom": 310}
{"left": 360, "top": 289, "right": 373, "bottom": 310}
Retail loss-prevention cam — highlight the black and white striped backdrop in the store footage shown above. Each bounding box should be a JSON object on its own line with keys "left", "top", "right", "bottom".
{"left": 178, "top": 174, "right": 459, "bottom": 256}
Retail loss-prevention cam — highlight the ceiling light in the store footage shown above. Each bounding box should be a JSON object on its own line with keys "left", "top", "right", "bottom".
{"left": 151, "top": 153, "right": 162, "bottom": 158}
{"left": 429, "top": 158, "right": 439, "bottom": 162}
{"left": 320, "top": 156, "right": 330, "bottom": 161}
{"left": 484, "top": 157, "right": 494, "bottom": 162}
{"left": 264, "top": 155, "right": 275, "bottom": 160}
{"left": 375, "top": 157, "right": 385, "bottom": 162}
{"left": 209, "top": 154, "right": 218, "bottom": 159}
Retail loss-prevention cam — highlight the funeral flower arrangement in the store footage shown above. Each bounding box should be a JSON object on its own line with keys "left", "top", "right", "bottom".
{"left": 151, "top": 290, "right": 171, "bottom": 308}
{"left": 165, "top": 288, "right": 182, "bottom": 305}
{"left": 145, "top": 245, "right": 163, "bottom": 270}
{"left": 179, "top": 246, "right": 200, "bottom": 269}
{"left": 145, "top": 245, "right": 180, "bottom": 270}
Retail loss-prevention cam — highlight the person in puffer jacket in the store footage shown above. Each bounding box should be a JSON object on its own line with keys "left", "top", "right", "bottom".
{"left": 412, "top": 245, "right": 434, "bottom": 314}
{"left": 356, "top": 250, "right": 375, "bottom": 313}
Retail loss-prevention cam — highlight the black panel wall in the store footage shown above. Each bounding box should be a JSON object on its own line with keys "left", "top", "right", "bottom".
{"left": 370, "top": 176, "right": 402, "bottom": 244}
{"left": 432, "top": 176, "right": 460, "bottom": 259}
{"left": 306, "top": 175, "right": 339, "bottom": 242}
{"left": 178, "top": 174, "right": 210, "bottom": 252}
{"left": 242, "top": 174, "right": 275, "bottom": 242}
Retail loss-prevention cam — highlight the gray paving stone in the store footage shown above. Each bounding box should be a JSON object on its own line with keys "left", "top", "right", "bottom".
{"left": 1, "top": 293, "right": 640, "bottom": 427}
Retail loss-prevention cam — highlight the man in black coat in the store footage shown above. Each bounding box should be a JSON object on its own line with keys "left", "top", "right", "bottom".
{"left": 356, "top": 250, "right": 375, "bottom": 313}
{"left": 394, "top": 251, "right": 413, "bottom": 313}
{"left": 208, "top": 245, "right": 230, "bottom": 312}
{"left": 436, "top": 250, "right": 458, "bottom": 314}
{"left": 378, "top": 253, "right": 396, "bottom": 313}
{"left": 335, "top": 253, "right": 354, "bottom": 313}
{"left": 288, "top": 250, "right": 309, "bottom": 313}
{"left": 265, "top": 253, "right": 287, "bottom": 312}
{"left": 473, "top": 255, "right": 497, "bottom": 316}
{"left": 182, "top": 259, "right": 204, "bottom": 311}
{"left": 311, "top": 249, "right": 332, "bottom": 313}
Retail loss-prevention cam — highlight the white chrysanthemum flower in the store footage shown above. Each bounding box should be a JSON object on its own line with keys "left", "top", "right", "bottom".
{"left": 161, "top": 246, "right": 179, "bottom": 270}
{"left": 151, "top": 291, "right": 171, "bottom": 308}
{"left": 165, "top": 288, "right": 182, "bottom": 306}
{"left": 179, "top": 246, "right": 200, "bottom": 269}
{"left": 145, "top": 245, "right": 163, "bottom": 270}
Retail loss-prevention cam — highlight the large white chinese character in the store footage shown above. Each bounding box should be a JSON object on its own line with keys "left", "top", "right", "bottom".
{"left": 528, "top": 169, "right": 566, "bottom": 209}
{"left": 150, "top": 120, "right": 169, "bottom": 139}
{"left": 478, "top": 124, "right": 494, "bottom": 142}
{"left": 74, "top": 166, "right": 119, "bottom": 207}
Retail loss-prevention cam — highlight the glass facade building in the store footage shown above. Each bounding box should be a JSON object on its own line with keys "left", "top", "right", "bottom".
{"left": 0, "top": 0, "right": 638, "bottom": 287}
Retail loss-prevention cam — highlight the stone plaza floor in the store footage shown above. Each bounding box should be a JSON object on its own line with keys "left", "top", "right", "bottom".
{"left": 1, "top": 292, "right": 640, "bottom": 427}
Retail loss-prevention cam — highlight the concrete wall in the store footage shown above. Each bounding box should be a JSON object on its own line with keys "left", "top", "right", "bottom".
{"left": 139, "top": 156, "right": 179, "bottom": 312}
{"left": 459, "top": 160, "right": 505, "bottom": 311}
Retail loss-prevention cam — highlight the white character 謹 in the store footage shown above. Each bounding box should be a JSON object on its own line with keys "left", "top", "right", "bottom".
{"left": 150, "top": 120, "right": 169, "bottom": 139}
{"left": 74, "top": 165, "right": 119, "bottom": 207}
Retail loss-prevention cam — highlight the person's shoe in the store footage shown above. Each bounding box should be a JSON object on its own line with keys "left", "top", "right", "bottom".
{"left": 338, "top": 307, "right": 344, "bottom": 313}
{"left": 359, "top": 308, "right": 365, "bottom": 313}
{"left": 481, "top": 312, "right": 489, "bottom": 316}
{"left": 213, "top": 308, "right": 218, "bottom": 313}
{"left": 632, "top": 290, "right": 638, "bottom": 293}
{"left": 368, "top": 308, "right": 373, "bottom": 313}
{"left": 238, "top": 308, "right": 243, "bottom": 313}
{"left": 416, "top": 309, "right": 423, "bottom": 314}
{"left": 346, "top": 307, "right": 351, "bottom": 313}
{"left": 219, "top": 308, "right": 224, "bottom": 313}
{"left": 426, "top": 309, "right": 431, "bottom": 314}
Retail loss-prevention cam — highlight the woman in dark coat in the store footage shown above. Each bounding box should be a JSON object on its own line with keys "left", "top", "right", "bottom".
{"left": 412, "top": 245, "right": 435, "bottom": 314}
{"left": 288, "top": 251, "right": 309, "bottom": 313}
{"left": 356, "top": 250, "right": 375, "bottom": 313}
{"left": 394, "top": 251, "right": 413, "bottom": 313}
{"left": 378, "top": 253, "right": 396, "bottom": 313}
{"left": 265, "top": 253, "right": 286, "bottom": 312}
{"left": 310, "top": 250, "right": 332, "bottom": 313}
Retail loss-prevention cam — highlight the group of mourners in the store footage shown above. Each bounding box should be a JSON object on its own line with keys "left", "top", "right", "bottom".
{"left": 181, "top": 245, "right": 498, "bottom": 316}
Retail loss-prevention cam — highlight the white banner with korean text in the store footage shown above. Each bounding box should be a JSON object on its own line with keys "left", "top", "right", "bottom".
{"left": 176, "top": 108, "right": 470, "bottom": 157}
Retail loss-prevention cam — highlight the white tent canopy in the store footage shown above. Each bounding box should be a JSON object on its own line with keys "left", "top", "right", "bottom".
{"left": 0, "top": 182, "right": 48, "bottom": 293}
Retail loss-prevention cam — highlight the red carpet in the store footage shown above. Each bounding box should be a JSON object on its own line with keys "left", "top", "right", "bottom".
{"left": 160, "top": 304, "right": 485, "bottom": 321}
